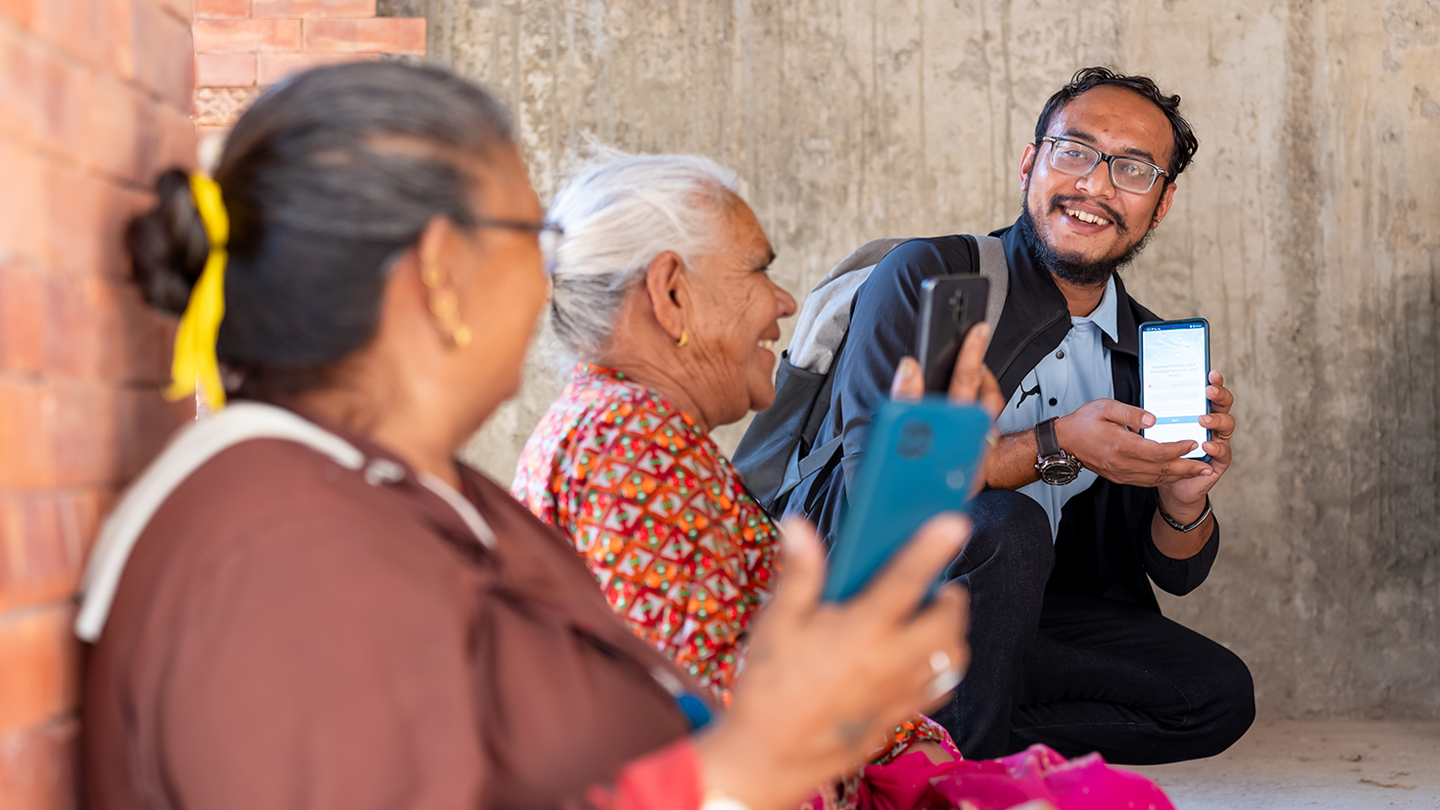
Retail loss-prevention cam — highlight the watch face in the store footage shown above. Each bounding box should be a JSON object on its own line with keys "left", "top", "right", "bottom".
{"left": 1039, "top": 459, "right": 1079, "bottom": 486}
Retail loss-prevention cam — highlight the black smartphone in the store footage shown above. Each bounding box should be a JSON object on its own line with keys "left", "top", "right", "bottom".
{"left": 1139, "top": 318, "right": 1211, "bottom": 461}
{"left": 916, "top": 275, "right": 989, "bottom": 394}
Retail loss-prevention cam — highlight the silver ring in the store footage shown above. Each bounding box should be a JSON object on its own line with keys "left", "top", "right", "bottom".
{"left": 930, "top": 650, "right": 951, "bottom": 675}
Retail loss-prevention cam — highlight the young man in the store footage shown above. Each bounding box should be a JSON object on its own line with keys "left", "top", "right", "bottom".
{"left": 796, "top": 68, "right": 1255, "bottom": 765}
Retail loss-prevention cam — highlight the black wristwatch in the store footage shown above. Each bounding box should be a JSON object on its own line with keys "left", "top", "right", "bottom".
{"left": 1034, "top": 417, "right": 1083, "bottom": 486}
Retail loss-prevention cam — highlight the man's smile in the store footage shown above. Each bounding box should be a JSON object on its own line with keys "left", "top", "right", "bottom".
{"left": 1051, "top": 196, "right": 1127, "bottom": 235}
{"left": 1065, "top": 207, "right": 1110, "bottom": 226}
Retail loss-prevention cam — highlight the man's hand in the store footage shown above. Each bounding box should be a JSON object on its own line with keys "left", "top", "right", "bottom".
{"left": 1053, "top": 400, "right": 1209, "bottom": 487}
{"left": 1155, "top": 370, "right": 1236, "bottom": 520}
{"left": 1144, "top": 370, "right": 1235, "bottom": 559}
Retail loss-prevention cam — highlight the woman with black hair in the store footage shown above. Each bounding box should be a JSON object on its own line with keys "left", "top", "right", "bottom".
{"left": 77, "top": 61, "right": 970, "bottom": 810}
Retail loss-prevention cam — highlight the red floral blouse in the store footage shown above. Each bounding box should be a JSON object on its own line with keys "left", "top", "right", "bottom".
{"left": 512, "top": 365, "right": 777, "bottom": 704}
{"left": 513, "top": 365, "right": 954, "bottom": 774}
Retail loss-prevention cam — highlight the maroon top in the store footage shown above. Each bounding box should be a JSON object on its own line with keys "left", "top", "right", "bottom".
{"left": 83, "top": 414, "right": 701, "bottom": 810}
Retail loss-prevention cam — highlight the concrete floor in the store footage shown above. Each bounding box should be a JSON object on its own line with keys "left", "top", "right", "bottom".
{"left": 1129, "top": 720, "right": 1440, "bottom": 809}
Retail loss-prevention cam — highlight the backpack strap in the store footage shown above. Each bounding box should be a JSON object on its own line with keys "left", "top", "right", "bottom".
{"left": 963, "top": 233, "right": 1009, "bottom": 327}
{"left": 973, "top": 234, "right": 1008, "bottom": 326}
{"left": 766, "top": 286, "right": 855, "bottom": 508}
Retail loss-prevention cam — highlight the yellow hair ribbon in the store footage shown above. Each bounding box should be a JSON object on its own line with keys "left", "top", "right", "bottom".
{"left": 165, "top": 174, "right": 229, "bottom": 413}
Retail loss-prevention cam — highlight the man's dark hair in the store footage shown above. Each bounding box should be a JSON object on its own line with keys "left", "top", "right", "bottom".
{"left": 1034, "top": 67, "right": 1199, "bottom": 182}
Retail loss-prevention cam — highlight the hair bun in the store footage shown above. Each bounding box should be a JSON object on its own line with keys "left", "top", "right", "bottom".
{"left": 126, "top": 169, "right": 211, "bottom": 315}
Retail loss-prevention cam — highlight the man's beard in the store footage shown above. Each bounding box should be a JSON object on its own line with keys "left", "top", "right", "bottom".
{"left": 1019, "top": 193, "right": 1155, "bottom": 288}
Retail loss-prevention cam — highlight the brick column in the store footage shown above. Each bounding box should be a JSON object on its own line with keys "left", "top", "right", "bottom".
{"left": 0, "top": 2, "right": 197, "bottom": 808}
{"left": 193, "top": 0, "right": 425, "bottom": 137}
{"left": 1, "top": 5, "right": 427, "bottom": 808}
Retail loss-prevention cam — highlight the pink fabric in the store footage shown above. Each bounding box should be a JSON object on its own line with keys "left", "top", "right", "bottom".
{"left": 856, "top": 745, "right": 1175, "bottom": 810}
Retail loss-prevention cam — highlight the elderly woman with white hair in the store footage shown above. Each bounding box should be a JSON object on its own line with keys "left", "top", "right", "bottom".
{"left": 512, "top": 152, "right": 966, "bottom": 803}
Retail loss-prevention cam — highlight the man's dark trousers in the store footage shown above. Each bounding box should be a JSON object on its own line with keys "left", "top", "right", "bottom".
{"left": 932, "top": 489, "right": 1256, "bottom": 765}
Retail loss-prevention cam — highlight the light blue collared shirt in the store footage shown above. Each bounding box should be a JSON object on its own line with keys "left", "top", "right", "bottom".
{"left": 995, "top": 277, "right": 1119, "bottom": 540}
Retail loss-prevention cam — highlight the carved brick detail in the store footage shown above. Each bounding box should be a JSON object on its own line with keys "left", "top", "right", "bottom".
{"left": 190, "top": 1, "right": 424, "bottom": 136}
{"left": 194, "top": 87, "right": 261, "bottom": 126}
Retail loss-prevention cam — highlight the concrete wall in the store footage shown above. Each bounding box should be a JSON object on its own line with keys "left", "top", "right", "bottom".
{"left": 429, "top": 0, "right": 1439, "bottom": 721}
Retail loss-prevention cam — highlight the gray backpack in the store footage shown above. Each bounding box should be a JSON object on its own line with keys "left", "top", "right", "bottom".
{"left": 733, "top": 235, "right": 1009, "bottom": 518}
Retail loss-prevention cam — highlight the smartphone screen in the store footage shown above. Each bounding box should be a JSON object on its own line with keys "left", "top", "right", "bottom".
{"left": 1140, "top": 319, "right": 1210, "bottom": 461}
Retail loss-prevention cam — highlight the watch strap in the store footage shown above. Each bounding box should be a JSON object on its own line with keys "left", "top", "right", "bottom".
{"left": 1035, "top": 416, "right": 1063, "bottom": 458}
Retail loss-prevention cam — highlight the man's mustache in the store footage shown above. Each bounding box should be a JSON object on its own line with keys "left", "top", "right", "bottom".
{"left": 1049, "top": 195, "right": 1127, "bottom": 234}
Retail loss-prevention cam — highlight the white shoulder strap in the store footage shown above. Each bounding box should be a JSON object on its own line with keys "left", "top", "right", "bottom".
{"left": 74, "top": 403, "right": 366, "bottom": 642}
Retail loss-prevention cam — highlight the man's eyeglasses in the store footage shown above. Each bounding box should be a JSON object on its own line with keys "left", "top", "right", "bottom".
{"left": 1039, "top": 137, "right": 1168, "bottom": 194}
{"left": 474, "top": 216, "right": 565, "bottom": 275}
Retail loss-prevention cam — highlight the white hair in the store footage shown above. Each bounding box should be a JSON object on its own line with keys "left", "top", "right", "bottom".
{"left": 546, "top": 148, "right": 741, "bottom": 360}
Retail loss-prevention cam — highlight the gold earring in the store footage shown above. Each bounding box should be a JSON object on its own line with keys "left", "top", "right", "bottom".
{"left": 421, "top": 261, "right": 472, "bottom": 348}
{"left": 675, "top": 329, "right": 689, "bottom": 349}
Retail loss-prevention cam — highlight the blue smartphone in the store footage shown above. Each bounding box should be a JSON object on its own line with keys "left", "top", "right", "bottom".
{"left": 822, "top": 398, "right": 991, "bottom": 602}
{"left": 1139, "top": 318, "right": 1211, "bottom": 462}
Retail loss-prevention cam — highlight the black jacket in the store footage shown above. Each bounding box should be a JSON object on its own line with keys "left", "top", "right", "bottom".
{"left": 793, "top": 218, "right": 1219, "bottom": 611}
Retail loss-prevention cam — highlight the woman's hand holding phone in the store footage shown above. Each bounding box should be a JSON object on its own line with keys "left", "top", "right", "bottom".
{"left": 891, "top": 322, "right": 1005, "bottom": 492}
{"left": 825, "top": 331, "right": 995, "bottom": 604}
{"left": 697, "top": 515, "right": 969, "bottom": 810}
{"left": 697, "top": 334, "right": 996, "bottom": 807}
{"left": 700, "top": 307, "right": 996, "bottom": 810}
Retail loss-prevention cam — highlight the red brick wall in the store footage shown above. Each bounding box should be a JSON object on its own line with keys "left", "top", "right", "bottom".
{"left": 0, "top": 3, "right": 425, "bottom": 809}
{"left": 193, "top": 0, "right": 424, "bottom": 138}
{"left": 0, "top": 1, "right": 197, "bottom": 808}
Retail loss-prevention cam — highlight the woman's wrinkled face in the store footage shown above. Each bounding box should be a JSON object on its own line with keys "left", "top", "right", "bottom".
{"left": 683, "top": 198, "right": 797, "bottom": 426}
